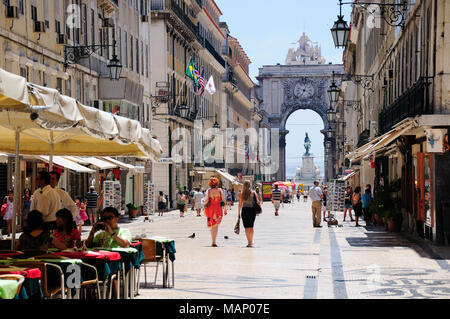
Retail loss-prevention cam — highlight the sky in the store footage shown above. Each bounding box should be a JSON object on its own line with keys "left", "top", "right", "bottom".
{"left": 216, "top": 0, "right": 351, "bottom": 178}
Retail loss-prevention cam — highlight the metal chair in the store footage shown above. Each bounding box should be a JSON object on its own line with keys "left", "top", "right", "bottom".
{"left": 12, "top": 261, "right": 65, "bottom": 299}
{"left": 137, "top": 239, "right": 165, "bottom": 288}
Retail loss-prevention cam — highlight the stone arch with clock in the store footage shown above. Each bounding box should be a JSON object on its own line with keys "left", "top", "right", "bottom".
{"left": 257, "top": 63, "right": 344, "bottom": 181}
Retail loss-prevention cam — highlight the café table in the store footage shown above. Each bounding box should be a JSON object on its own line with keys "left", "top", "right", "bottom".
{"left": 149, "top": 237, "right": 176, "bottom": 288}
{"left": 0, "top": 266, "right": 42, "bottom": 299}
{"left": 0, "top": 279, "right": 19, "bottom": 299}
{"left": 53, "top": 250, "right": 122, "bottom": 299}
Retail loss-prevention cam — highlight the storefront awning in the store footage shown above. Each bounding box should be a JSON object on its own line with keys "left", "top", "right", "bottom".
{"left": 101, "top": 156, "right": 135, "bottom": 170}
{"left": 65, "top": 156, "right": 117, "bottom": 170}
{"left": 215, "top": 170, "right": 237, "bottom": 184}
{"left": 339, "top": 171, "right": 358, "bottom": 181}
{"left": 38, "top": 156, "right": 95, "bottom": 173}
{"left": 346, "top": 119, "right": 417, "bottom": 163}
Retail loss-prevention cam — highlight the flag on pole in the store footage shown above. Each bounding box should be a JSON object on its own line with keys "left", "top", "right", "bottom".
{"left": 185, "top": 58, "right": 199, "bottom": 87}
{"left": 205, "top": 75, "right": 216, "bottom": 95}
{"left": 199, "top": 70, "right": 206, "bottom": 97}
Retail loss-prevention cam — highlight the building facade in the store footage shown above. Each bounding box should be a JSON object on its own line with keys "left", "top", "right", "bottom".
{"left": 0, "top": 0, "right": 153, "bottom": 210}
{"left": 150, "top": 0, "right": 227, "bottom": 207}
{"left": 341, "top": 0, "right": 450, "bottom": 244}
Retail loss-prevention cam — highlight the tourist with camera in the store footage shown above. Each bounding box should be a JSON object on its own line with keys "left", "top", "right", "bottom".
{"left": 85, "top": 207, "right": 131, "bottom": 249}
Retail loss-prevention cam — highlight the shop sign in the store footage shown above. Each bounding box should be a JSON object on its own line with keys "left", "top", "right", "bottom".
{"left": 425, "top": 129, "right": 447, "bottom": 153}
{"left": 158, "top": 158, "right": 174, "bottom": 164}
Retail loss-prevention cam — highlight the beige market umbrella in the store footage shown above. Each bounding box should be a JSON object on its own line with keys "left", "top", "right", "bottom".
{"left": 0, "top": 68, "right": 163, "bottom": 249}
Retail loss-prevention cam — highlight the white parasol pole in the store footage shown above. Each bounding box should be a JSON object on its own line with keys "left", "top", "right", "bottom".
{"left": 11, "top": 129, "right": 20, "bottom": 250}
{"left": 49, "top": 131, "right": 54, "bottom": 171}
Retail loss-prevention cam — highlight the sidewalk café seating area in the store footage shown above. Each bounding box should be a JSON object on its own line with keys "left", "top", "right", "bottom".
{"left": 0, "top": 238, "right": 176, "bottom": 299}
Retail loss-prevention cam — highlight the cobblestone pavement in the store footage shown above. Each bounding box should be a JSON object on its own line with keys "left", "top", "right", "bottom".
{"left": 84, "top": 200, "right": 450, "bottom": 299}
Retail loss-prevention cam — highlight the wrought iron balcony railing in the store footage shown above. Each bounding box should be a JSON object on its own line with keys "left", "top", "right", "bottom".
{"left": 379, "top": 77, "right": 432, "bottom": 134}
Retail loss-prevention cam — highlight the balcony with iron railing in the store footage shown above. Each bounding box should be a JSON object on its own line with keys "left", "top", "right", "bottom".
{"left": 204, "top": 38, "right": 226, "bottom": 68}
{"left": 151, "top": 0, "right": 199, "bottom": 38}
{"left": 379, "top": 77, "right": 432, "bottom": 134}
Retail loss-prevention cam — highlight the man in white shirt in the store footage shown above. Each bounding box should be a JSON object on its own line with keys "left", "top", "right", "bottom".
{"left": 30, "top": 171, "right": 62, "bottom": 230}
{"left": 309, "top": 181, "right": 323, "bottom": 228}
{"left": 50, "top": 171, "right": 78, "bottom": 219}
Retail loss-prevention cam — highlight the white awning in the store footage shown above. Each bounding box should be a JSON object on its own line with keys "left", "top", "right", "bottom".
{"left": 65, "top": 156, "right": 117, "bottom": 170}
{"left": 215, "top": 170, "right": 237, "bottom": 184}
{"left": 347, "top": 118, "right": 417, "bottom": 163}
{"left": 38, "top": 156, "right": 95, "bottom": 173}
{"left": 101, "top": 157, "right": 135, "bottom": 170}
{"left": 339, "top": 171, "right": 358, "bottom": 182}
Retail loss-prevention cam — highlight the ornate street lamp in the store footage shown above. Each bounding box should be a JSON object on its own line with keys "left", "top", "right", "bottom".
{"left": 331, "top": 0, "right": 351, "bottom": 48}
{"left": 328, "top": 71, "right": 340, "bottom": 104}
{"left": 107, "top": 54, "right": 122, "bottom": 81}
{"left": 177, "top": 104, "right": 190, "bottom": 119}
{"left": 213, "top": 114, "right": 220, "bottom": 129}
{"left": 327, "top": 106, "right": 336, "bottom": 123}
{"left": 326, "top": 125, "right": 335, "bottom": 139}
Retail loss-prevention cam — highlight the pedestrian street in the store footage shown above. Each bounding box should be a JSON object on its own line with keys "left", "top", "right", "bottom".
{"left": 112, "top": 200, "right": 450, "bottom": 299}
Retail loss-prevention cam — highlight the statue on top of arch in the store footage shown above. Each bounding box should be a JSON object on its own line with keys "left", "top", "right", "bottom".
{"left": 285, "top": 32, "right": 326, "bottom": 66}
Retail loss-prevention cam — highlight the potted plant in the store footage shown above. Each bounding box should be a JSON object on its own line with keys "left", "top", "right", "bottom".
{"left": 368, "top": 198, "right": 384, "bottom": 226}
{"left": 127, "top": 203, "right": 139, "bottom": 219}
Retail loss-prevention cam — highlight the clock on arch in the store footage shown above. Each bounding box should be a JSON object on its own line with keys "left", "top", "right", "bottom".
{"left": 294, "top": 82, "right": 314, "bottom": 99}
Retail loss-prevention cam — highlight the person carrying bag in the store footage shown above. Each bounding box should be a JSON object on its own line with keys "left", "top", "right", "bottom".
{"left": 238, "top": 181, "right": 261, "bottom": 248}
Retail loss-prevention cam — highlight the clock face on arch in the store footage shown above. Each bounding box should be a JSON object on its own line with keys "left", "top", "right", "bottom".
{"left": 294, "top": 83, "right": 314, "bottom": 99}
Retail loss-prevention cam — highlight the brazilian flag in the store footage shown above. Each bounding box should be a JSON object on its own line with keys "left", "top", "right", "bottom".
{"left": 185, "top": 58, "right": 199, "bottom": 87}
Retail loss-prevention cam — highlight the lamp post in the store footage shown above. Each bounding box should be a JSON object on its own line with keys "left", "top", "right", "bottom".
{"left": 331, "top": 0, "right": 351, "bottom": 48}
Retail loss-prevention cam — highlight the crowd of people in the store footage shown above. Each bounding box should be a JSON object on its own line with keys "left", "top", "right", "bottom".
{"left": 0, "top": 171, "right": 105, "bottom": 238}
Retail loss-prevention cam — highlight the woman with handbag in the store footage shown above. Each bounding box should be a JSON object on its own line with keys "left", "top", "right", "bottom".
{"left": 2, "top": 190, "right": 14, "bottom": 237}
{"left": 238, "top": 181, "right": 262, "bottom": 248}
{"left": 203, "top": 177, "right": 227, "bottom": 247}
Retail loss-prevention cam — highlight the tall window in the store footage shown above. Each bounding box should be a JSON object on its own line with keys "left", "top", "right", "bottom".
{"left": 124, "top": 31, "right": 128, "bottom": 68}
{"left": 18, "top": 0, "right": 24, "bottom": 14}
{"left": 130, "top": 35, "right": 134, "bottom": 71}
{"left": 146, "top": 44, "right": 149, "bottom": 78}
{"left": 65, "top": 77, "right": 72, "bottom": 96}
{"left": 55, "top": 20, "right": 61, "bottom": 34}
{"left": 91, "top": 9, "right": 95, "bottom": 45}
{"left": 118, "top": 27, "right": 122, "bottom": 61}
{"left": 31, "top": 5, "right": 37, "bottom": 21}
{"left": 56, "top": 78, "right": 63, "bottom": 93}
{"left": 82, "top": 4, "right": 87, "bottom": 45}
{"left": 136, "top": 39, "right": 139, "bottom": 74}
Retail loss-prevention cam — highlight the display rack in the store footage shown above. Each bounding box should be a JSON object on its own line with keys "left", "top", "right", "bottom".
{"left": 103, "top": 181, "right": 122, "bottom": 210}
{"left": 143, "top": 182, "right": 155, "bottom": 215}
{"left": 329, "top": 180, "right": 346, "bottom": 212}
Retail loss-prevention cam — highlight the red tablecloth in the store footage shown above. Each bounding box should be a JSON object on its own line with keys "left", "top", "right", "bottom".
{"left": 0, "top": 267, "right": 41, "bottom": 279}
{"left": 53, "top": 250, "right": 121, "bottom": 261}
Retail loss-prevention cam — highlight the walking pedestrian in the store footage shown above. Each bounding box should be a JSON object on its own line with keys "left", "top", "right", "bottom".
{"left": 31, "top": 171, "right": 62, "bottom": 231}
{"left": 157, "top": 191, "right": 166, "bottom": 216}
{"left": 231, "top": 189, "right": 236, "bottom": 206}
{"left": 226, "top": 189, "right": 233, "bottom": 210}
{"left": 193, "top": 188, "right": 204, "bottom": 217}
{"left": 22, "top": 188, "right": 32, "bottom": 228}
{"left": 343, "top": 186, "right": 355, "bottom": 222}
{"left": 310, "top": 181, "right": 323, "bottom": 228}
{"left": 281, "top": 188, "right": 285, "bottom": 208}
{"left": 322, "top": 186, "right": 332, "bottom": 222}
{"left": 303, "top": 190, "right": 308, "bottom": 202}
{"left": 238, "top": 181, "right": 261, "bottom": 248}
{"left": 362, "top": 188, "right": 373, "bottom": 226}
{"left": 203, "top": 177, "right": 227, "bottom": 247}
{"left": 74, "top": 196, "right": 88, "bottom": 234}
{"left": 271, "top": 185, "right": 282, "bottom": 216}
{"left": 2, "top": 190, "right": 14, "bottom": 236}
{"left": 183, "top": 187, "right": 190, "bottom": 214}
{"left": 352, "top": 187, "right": 363, "bottom": 227}
{"left": 255, "top": 187, "right": 263, "bottom": 211}
{"left": 85, "top": 186, "right": 100, "bottom": 226}
{"left": 296, "top": 190, "right": 301, "bottom": 202}
{"left": 177, "top": 191, "right": 187, "bottom": 218}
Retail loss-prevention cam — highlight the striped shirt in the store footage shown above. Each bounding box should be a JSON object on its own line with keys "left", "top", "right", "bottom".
{"left": 272, "top": 189, "right": 282, "bottom": 201}
{"left": 86, "top": 191, "right": 99, "bottom": 208}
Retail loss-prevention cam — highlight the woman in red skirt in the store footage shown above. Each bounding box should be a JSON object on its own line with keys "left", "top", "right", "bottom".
{"left": 203, "top": 177, "right": 227, "bottom": 247}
